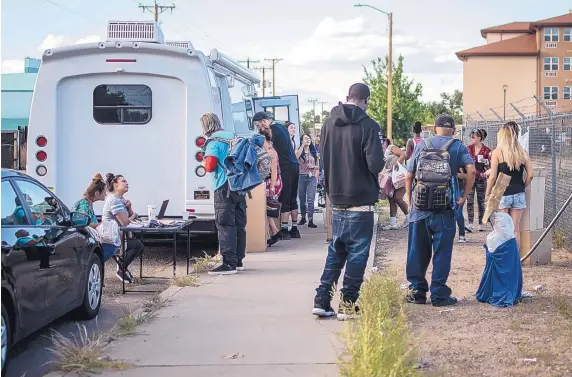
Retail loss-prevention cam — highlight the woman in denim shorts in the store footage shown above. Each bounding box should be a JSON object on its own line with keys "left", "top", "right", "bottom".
{"left": 486, "top": 122, "right": 534, "bottom": 249}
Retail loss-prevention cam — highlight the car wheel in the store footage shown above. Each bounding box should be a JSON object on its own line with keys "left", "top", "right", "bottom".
{"left": 75, "top": 253, "right": 103, "bottom": 320}
{"left": 1, "top": 303, "right": 11, "bottom": 377}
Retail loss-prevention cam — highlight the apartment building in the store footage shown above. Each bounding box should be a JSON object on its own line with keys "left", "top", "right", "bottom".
{"left": 456, "top": 12, "right": 572, "bottom": 120}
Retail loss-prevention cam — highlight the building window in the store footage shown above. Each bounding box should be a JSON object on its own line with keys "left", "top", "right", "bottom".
{"left": 544, "top": 28, "right": 559, "bottom": 42}
{"left": 544, "top": 57, "right": 559, "bottom": 71}
{"left": 564, "top": 87, "right": 572, "bottom": 100}
{"left": 565, "top": 57, "right": 571, "bottom": 71}
{"left": 93, "top": 85, "right": 152, "bottom": 124}
{"left": 543, "top": 86, "right": 558, "bottom": 100}
{"left": 565, "top": 28, "right": 571, "bottom": 42}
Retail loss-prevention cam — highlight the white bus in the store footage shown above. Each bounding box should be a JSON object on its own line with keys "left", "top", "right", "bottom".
{"left": 26, "top": 21, "right": 300, "bottom": 234}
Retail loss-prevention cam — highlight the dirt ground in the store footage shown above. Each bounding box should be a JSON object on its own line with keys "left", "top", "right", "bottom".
{"left": 375, "top": 222, "right": 572, "bottom": 377}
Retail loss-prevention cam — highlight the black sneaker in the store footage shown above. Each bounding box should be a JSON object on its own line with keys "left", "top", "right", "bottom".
{"left": 237, "top": 261, "right": 245, "bottom": 271}
{"left": 280, "top": 228, "right": 292, "bottom": 240}
{"left": 431, "top": 296, "right": 458, "bottom": 307}
{"left": 115, "top": 270, "right": 133, "bottom": 284}
{"left": 312, "top": 301, "right": 336, "bottom": 318}
{"left": 308, "top": 220, "right": 317, "bottom": 228}
{"left": 405, "top": 294, "right": 427, "bottom": 305}
{"left": 207, "top": 263, "right": 237, "bottom": 276}
{"left": 289, "top": 227, "right": 301, "bottom": 239}
{"left": 298, "top": 217, "right": 307, "bottom": 226}
{"left": 337, "top": 303, "right": 360, "bottom": 321}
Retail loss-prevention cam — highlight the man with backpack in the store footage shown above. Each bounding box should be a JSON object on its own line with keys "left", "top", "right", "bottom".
{"left": 405, "top": 113, "right": 475, "bottom": 306}
{"left": 200, "top": 112, "right": 246, "bottom": 276}
{"left": 252, "top": 111, "right": 301, "bottom": 240}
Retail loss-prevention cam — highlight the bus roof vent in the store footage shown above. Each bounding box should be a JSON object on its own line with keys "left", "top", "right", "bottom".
{"left": 106, "top": 21, "right": 165, "bottom": 44}
{"left": 166, "top": 41, "right": 194, "bottom": 49}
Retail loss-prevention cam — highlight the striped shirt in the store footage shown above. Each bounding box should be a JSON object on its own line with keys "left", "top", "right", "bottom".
{"left": 102, "top": 195, "right": 127, "bottom": 222}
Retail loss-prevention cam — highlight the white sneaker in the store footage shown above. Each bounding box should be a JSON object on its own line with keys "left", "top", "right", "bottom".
{"left": 466, "top": 225, "right": 475, "bottom": 233}
{"left": 383, "top": 224, "right": 399, "bottom": 230}
{"left": 478, "top": 224, "right": 485, "bottom": 232}
{"left": 458, "top": 236, "right": 467, "bottom": 244}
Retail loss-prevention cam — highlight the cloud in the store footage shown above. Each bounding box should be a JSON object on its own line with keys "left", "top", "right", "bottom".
{"left": 38, "top": 34, "right": 102, "bottom": 52}
{"left": 2, "top": 60, "right": 25, "bottom": 73}
{"left": 276, "top": 16, "right": 469, "bottom": 106}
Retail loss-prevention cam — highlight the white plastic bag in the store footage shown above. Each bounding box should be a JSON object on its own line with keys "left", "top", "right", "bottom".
{"left": 97, "top": 220, "right": 121, "bottom": 246}
{"left": 486, "top": 212, "right": 515, "bottom": 253}
{"left": 391, "top": 163, "right": 407, "bottom": 190}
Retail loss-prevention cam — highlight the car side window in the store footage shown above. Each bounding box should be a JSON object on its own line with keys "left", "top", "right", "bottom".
{"left": 13, "top": 180, "right": 66, "bottom": 226}
{"left": 1, "top": 180, "right": 30, "bottom": 226}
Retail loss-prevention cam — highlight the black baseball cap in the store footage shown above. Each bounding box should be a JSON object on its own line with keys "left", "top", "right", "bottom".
{"left": 435, "top": 114, "right": 455, "bottom": 129}
{"left": 252, "top": 111, "right": 273, "bottom": 122}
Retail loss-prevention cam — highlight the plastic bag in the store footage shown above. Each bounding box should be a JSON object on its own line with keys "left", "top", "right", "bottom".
{"left": 391, "top": 163, "right": 407, "bottom": 190}
{"left": 486, "top": 212, "right": 515, "bottom": 253}
{"left": 378, "top": 172, "right": 394, "bottom": 198}
{"left": 98, "top": 220, "right": 121, "bottom": 246}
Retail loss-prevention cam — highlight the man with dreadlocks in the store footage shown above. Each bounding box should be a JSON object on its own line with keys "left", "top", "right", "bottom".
{"left": 200, "top": 112, "right": 246, "bottom": 276}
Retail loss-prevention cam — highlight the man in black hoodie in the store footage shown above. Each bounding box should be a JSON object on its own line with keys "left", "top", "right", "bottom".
{"left": 312, "top": 83, "right": 385, "bottom": 320}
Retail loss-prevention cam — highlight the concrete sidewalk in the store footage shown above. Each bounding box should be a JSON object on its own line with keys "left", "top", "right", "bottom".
{"left": 49, "top": 218, "right": 376, "bottom": 377}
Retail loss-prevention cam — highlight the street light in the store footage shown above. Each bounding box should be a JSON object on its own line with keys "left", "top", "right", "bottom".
{"left": 503, "top": 84, "right": 508, "bottom": 120}
{"left": 354, "top": 3, "right": 393, "bottom": 140}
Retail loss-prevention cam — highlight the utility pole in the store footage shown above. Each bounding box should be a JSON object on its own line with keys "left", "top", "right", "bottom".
{"left": 239, "top": 58, "right": 259, "bottom": 69}
{"left": 387, "top": 12, "right": 393, "bottom": 140}
{"left": 265, "top": 58, "right": 283, "bottom": 96}
{"left": 318, "top": 101, "right": 327, "bottom": 117}
{"left": 253, "top": 67, "right": 271, "bottom": 97}
{"left": 308, "top": 98, "right": 318, "bottom": 118}
{"left": 138, "top": 0, "right": 175, "bottom": 22}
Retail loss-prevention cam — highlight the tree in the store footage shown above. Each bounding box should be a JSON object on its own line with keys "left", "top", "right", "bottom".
{"left": 363, "top": 55, "right": 425, "bottom": 144}
{"left": 301, "top": 110, "right": 316, "bottom": 135}
{"left": 423, "top": 90, "right": 463, "bottom": 125}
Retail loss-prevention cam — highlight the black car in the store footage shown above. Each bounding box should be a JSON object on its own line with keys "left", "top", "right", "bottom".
{"left": 1, "top": 169, "right": 104, "bottom": 375}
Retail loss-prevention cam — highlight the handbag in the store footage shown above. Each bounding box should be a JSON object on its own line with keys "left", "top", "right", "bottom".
{"left": 97, "top": 220, "right": 121, "bottom": 246}
{"left": 266, "top": 198, "right": 282, "bottom": 218}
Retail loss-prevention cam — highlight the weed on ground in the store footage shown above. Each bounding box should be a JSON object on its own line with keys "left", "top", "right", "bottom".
{"left": 337, "top": 271, "right": 419, "bottom": 377}
{"left": 173, "top": 274, "right": 201, "bottom": 287}
{"left": 47, "top": 323, "right": 129, "bottom": 374}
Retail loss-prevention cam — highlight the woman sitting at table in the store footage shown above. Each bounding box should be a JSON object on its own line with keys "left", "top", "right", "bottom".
{"left": 71, "top": 173, "right": 120, "bottom": 265}
{"left": 103, "top": 173, "right": 144, "bottom": 284}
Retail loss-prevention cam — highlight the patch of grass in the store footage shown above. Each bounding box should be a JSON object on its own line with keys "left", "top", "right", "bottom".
{"left": 553, "top": 230, "right": 566, "bottom": 250}
{"left": 48, "top": 324, "right": 129, "bottom": 374}
{"left": 191, "top": 252, "right": 218, "bottom": 273}
{"left": 141, "top": 292, "right": 170, "bottom": 314}
{"left": 173, "top": 274, "right": 201, "bottom": 287}
{"left": 337, "top": 271, "right": 419, "bottom": 377}
{"left": 116, "top": 312, "right": 147, "bottom": 337}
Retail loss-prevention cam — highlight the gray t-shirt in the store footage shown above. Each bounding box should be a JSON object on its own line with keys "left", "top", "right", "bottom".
{"left": 102, "top": 195, "right": 127, "bottom": 222}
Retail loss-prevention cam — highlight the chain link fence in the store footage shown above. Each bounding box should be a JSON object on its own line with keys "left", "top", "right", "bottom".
{"left": 461, "top": 106, "right": 572, "bottom": 246}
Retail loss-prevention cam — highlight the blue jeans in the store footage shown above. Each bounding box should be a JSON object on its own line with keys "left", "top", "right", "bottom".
{"left": 406, "top": 211, "right": 456, "bottom": 303}
{"left": 298, "top": 174, "right": 317, "bottom": 219}
{"left": 455, "top": 204, "right": 465, "bottom": 237}
{"left": 315, "top": 210, "right": 374, "bottom": 304}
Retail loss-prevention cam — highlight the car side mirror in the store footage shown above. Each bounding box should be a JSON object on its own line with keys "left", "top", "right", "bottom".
{"left": 70, "top": 212, "right": 91, "bottom": 229}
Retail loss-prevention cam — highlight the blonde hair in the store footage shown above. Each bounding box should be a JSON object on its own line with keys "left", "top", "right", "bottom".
{"left": 200, "top": 113, "right": 222, "bottom": 136}
{"left": 497, "top": 124, "right": 527, "bottom": 170}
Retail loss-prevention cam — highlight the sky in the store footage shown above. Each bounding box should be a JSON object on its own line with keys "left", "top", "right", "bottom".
{"left": 1, "top": 0, "right": 570, "bottom": 112}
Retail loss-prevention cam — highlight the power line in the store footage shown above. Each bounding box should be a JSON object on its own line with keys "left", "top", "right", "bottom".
{"left": 137, "top": 0, "right": 175, "bottom": 22}
{"left": 43, "top": 0, "right": 95, "bottom": 20}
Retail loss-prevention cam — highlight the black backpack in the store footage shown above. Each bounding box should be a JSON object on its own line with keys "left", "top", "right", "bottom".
{"left": 412, "top": 138, "right": 458, "bottom": 211}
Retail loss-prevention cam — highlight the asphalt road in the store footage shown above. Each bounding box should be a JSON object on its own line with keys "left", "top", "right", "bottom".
{"left": 6, "top": 239, "right": 218, "bottom": 377}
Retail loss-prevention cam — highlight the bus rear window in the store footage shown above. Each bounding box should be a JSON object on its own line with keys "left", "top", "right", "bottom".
{"left": 93, "top": 85, "right": 152, "bottom": 124}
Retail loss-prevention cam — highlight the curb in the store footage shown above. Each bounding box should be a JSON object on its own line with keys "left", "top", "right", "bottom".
{"left": 43, "top": 286, "right": 183, "bottom": 377}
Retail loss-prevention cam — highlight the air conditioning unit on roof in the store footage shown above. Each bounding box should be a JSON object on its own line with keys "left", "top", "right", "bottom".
{"left": 166, "top": 41, "right": 194, "bottom": 49}
{"left": 106, "top": 21, "right": 165, "bottom": 44}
